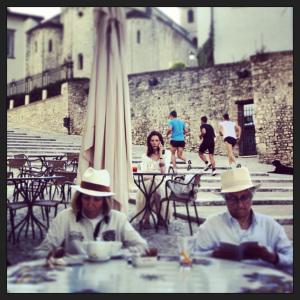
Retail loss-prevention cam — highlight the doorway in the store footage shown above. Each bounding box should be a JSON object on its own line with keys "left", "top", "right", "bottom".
{"left": 237, "top": 100, "right": 257, "bottom": 156}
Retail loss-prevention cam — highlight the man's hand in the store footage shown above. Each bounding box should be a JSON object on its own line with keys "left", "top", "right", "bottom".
{"left": 243, "top": 244, "right": 278, "bottom": 264}
{"left": 47, "top": 247, "right": 65, "bottom": 260}
{"left": 212, "top": 246, "right": 239, "bottom": 260}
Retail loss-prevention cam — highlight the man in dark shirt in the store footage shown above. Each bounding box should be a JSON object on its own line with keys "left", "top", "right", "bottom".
{"left": 199, "top": 116, "right": 217, "bottom": 176}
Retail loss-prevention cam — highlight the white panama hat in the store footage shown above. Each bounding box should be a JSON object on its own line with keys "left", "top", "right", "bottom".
{"left": 73, "top": 167, "right": 115, "bottom": 197}
{"left": 218, "top": 167, "right": 260, "bottom": 194}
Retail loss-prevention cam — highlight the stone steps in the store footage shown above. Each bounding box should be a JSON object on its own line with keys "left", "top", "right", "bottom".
{"left": 7, "top": 128, "right": 82, "bottom": 158}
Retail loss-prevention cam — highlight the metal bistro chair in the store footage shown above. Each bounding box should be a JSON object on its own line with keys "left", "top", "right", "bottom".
{"left": 160, "top": 173, "right": 202, "bottom": 235}
{"left": 65, "top": 153, "right": 79, "bottom": 172}
{"left": 7, "top": 158, "right": 28, "bottom": 177}
{"left": 50, "top": 170, "right": 77, "bottom": 208}
{"left": 46, "top": 160, "right": 66, "bottom": 171}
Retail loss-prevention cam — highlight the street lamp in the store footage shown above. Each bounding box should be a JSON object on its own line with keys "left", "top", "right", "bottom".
{"left": 188, "top": 50, "right": 196, "bottom": 67}
{"left": 189, "top": 50, "right": 196, "bottom": 61}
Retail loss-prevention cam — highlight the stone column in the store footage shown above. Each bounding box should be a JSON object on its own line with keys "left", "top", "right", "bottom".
{"left": 42, "top": 89, "right": 47, "bottom": 100}
{"left": 25, "top": 95, "right": 30, "bottom": 106}
{"left": 9, "top": 99, "right": 14, "bottom": 109}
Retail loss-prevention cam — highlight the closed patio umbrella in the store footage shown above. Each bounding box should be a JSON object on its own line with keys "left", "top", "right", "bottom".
{"left": 78, "top": 7, "right": 133, "bottom": 214}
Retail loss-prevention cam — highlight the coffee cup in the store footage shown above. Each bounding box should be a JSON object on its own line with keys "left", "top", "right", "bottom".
{"left": 85, "top": 241, "right": 111, "bottom": 260}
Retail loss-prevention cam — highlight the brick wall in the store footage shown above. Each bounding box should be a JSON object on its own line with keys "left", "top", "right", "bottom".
{"left": 129, "top": 61, "right": 253, "bottom": 156}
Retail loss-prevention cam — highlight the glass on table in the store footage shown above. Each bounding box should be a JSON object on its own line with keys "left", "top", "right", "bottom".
{"left": 177, "top": 236, "right": 193, "bottom": 267}
{"left": 132, "top": 165, "right": 138, "bottom": 172}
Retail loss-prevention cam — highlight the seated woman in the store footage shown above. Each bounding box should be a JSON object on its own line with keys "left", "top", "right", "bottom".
{"left": 34, "top": 167, "right": 148, "bottom": 259}
{"left": 136, "top": 130, "right": 173, "bottom": 229}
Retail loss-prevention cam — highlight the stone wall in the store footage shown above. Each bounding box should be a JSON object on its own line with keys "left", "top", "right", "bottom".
{"left": 66, "top": 79, "right": 89, "bottom": 135}
{"left": 7, "top": 94, "right": 68, "bottom": 134}
{"left": 251, "top": 51, "right": 293, "bottom": 165}
{"left": 7, "top": 79, "right": 89, "bottom": 135}
{"left": 129, "top": 61, "right": 253, "bottom": 156}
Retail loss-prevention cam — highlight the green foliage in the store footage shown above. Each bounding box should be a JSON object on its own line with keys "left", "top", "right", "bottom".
{"left": 170, "top": 62, "right": 186, "bottom": 70}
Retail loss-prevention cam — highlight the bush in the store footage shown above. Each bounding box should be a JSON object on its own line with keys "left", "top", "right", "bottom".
{"left": 170, "top": 62, "right": 186, "bottom": 70}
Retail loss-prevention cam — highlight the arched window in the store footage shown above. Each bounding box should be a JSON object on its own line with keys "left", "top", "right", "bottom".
{"left": 188, "top": 10, "right": 194, "bottom": 23}
{"left": 78, "top": 53, "right": 83, "bottom": 70}
{"left": 48, "top": 39, "right": 52, "bottom": 52}
{"left": 137, "top": 30, "right": 141, "bottom": 44}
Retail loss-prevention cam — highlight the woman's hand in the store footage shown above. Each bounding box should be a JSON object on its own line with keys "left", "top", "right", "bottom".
{"left": 159, "top": 143, "right": 164, "bottom": 157}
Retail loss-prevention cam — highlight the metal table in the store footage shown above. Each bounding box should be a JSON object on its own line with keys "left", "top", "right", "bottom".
{"left": 130, "top": 172, "right": 177, "bottom": 230}
{"left": 7, "top": 256, "right": 293, "bottom": 293}
{"left": 7, "top": 176, "right": 64, "bottom": 242}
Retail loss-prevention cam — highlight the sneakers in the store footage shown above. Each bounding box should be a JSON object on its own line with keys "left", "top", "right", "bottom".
{"left": 204, "top": 163, "right": 212, "bottom": 171}
{"left": 212, "top": 169, "right": 217, "bottom": 176}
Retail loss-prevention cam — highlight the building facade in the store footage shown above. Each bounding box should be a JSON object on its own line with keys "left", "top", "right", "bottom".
{"left": 178, "top": 7, "right": 293, "bottom": 64}
{"left": 7, "top": 10, "right": 43, "bottom": 83}
{"left": 18, "top": 7, "right": 197, "bottom": 79}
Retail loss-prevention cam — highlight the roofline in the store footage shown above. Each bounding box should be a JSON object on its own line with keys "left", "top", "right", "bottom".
{"left": 26, "top": 22, "right": 63, "bottom": 34}
{"left": 152, "top": 8, "right": 196, "bottom": 47}
{"left": 7, "top": 10, "right": 44, "bottom": 21}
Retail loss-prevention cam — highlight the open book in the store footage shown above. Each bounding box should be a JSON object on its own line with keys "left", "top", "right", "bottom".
{"left": 217, "top": 241, "right": 259, "bottom": 261}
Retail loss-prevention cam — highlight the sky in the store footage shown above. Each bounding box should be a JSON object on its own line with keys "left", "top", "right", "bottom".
{"left": 8, "top": 7, "right": 180, "bottom": 23}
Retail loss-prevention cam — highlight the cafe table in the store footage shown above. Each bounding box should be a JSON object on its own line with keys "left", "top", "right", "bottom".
{"left": 6, "top": 255, "right": 293, "bottom": 293}
{"left": 7, "top": 176, "right": 64, "bottom": 242}
{"left": 130, "top": 172, "right": 177, "bottom": 231}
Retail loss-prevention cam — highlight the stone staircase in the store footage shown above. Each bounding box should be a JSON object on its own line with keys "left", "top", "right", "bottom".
{"left": 7, "top": 128, "right": 82, "bottom": 157}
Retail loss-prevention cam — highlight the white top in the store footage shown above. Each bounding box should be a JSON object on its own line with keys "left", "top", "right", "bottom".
{"left": 34, "top": 208, "right": 148, "bottom": 257}
{"left": 192, "top": 211, "right": 293, "bottom": 267}
{"left": 140, "top": 151, "right": 171, "bottom": 172}
{"left": 219, "top": 120, "right": 237, "bottom": 139}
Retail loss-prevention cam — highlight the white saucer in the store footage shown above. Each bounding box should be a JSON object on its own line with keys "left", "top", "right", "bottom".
{"left": 87, "top": 256, "right": 111, "bottom": 262}
{"left": 111, "top": 251, "right": 124, "bottom": 259}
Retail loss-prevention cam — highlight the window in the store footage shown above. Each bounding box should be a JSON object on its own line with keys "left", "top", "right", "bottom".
{"left": 35, "top": 41, "right": 38, "bottom": 52}
{"left": 188, "top": 10, "right": 194, "bottom": 23}
{"left": 7, "top": 29, "right": 15, "bottom": 58}
{"left": 48, "top": 39, "right": 52, "bottom": 52}
{"left": 137, "top": 30, "right": 141, "bottom": 44}
{"left": 78, "top": 53, "right": 83, "bottom": 70}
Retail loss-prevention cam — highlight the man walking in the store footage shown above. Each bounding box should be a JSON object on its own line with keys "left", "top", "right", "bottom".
{"left": 219, "top": 113, "right": 242, "bottom": 168}
{"left": 166, "top": 110, "right": 188, "bottom": 171}
{"left": 199, "top": 116, "right": 217, "bottom": 176}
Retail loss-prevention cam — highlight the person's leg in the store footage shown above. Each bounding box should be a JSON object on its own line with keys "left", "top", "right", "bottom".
{"left": 169, "top": 145, "right": 177, "bottom": 169}
{"left": 199, "top": 143, "right": 208, "bottom": 164}
{"left": 177, "top": 147, "right": 186, "bottom": 162}
{"left": 224, "top": 141, "right": 236, "bottom": 166}
{"left": 208, "top": 154, "right": 215, "bottom": 168}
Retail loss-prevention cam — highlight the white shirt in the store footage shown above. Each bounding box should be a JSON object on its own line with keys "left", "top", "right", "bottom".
{"left": 219, "top": 120, "right": 237, "bottom": 139}
{"left": 34, "top": 208, "right": 148, "bottom": 257}
{"left": 192, "top": 211, "right": 293, "bottom": 267}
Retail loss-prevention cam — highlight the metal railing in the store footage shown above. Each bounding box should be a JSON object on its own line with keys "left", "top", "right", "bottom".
{"left": 7, "top": 61, "right": 73, "bottom": 97}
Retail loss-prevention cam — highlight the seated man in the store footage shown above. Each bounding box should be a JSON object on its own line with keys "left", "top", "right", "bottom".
{"left": 34, "top": 167, "right": 148, "bottom": 259}
{"left": 192, "top": 167, "right": 292, "bottom": 267}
